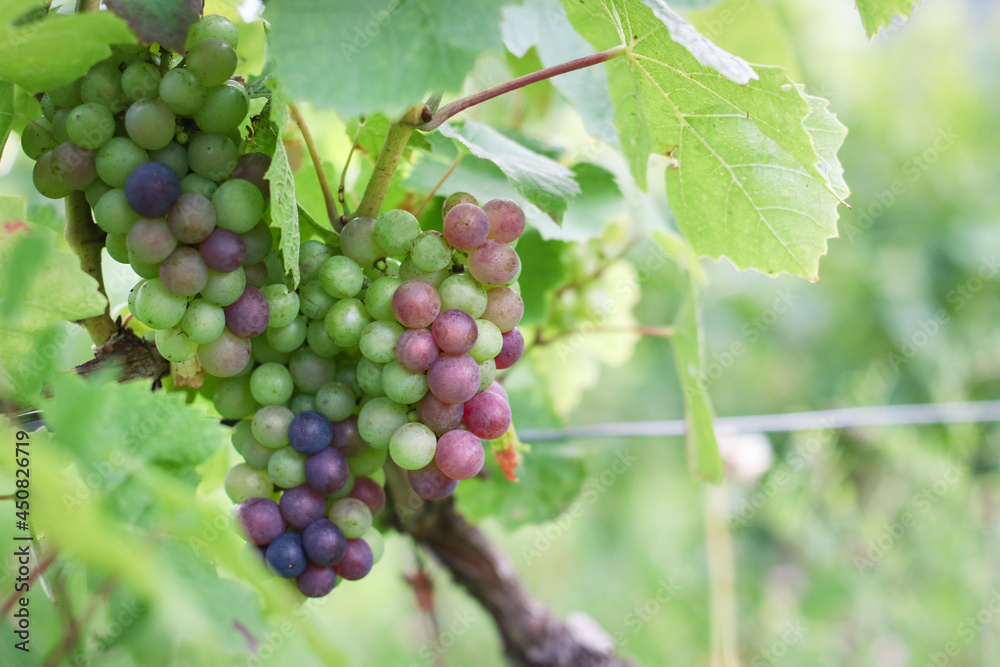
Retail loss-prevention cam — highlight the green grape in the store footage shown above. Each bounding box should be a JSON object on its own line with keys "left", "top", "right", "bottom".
{"left": 125, "top": 98, "right": 176, "bottom": 150}
{"left": 187, "top": 133, "right": 237, "bottom": 181}
{"left": 212, "top": 177, "right": 262, "bottom": 233}
{"left": 188, "top": 14, "right": 240, "bottom": 49}
{"left": 252, "top": 404, "right": 294, "bottom": 448}
{"left": 299, "top": 280, "right": 335, "bottom": 319}
{"left": 261, "top": 284, "right": 299, "bottom": 329}
{"left": 133, "top": 278, "right": 188, "bottom": 329}
{"left": 362, "top": 527, "right": 385, "bottom": 564}
{"left": 250, "top": 362, "right": 295, "bottom": 406}
{"left": 346, "top": 446, "right": 387, "bottom": 478}
{"left": 39, "top": 94, "right": 56, "bottom": 122}
{"left": 469, "top": 319, "right": 503, "bottom": 362}
{"left": 319, "top": 255, "right": 364, "bottom": 299}
{"left": 241, "top": 221, "right": 273, "bottom": 265}
{"left": 262, "top": 251, "right": 285, "bottom": 285}
{"left": 93, "top": 188, "right": 139, "bottom": 235}
{"left": 224, "top": 463, "right": 272, "bottom": 504}
{"left": 299, "top": 240, "right": 332, "bottom": 283}
{"left": 186, "top": 38, "right": 238, "bottom": 87}
{"left": 232, "top": 419, "right": 255, "bottom": 454}
{"left": 316, "top": 381, "right": 355, "bottom": 422}
{"left": 80, "top": 61, "right": 127, "bottom": 113}
{"left": 359, "top": 320, "right": 404, "bottom": 364}
{"left": 85, "top": 180, "right": 113, "bottom": 208}
{"left": 194, "top": 81, "right": 249, "bottom": 133}
{"left": 121, "top": 61, "right": 161, "bottom": 101}
{"left": 381, "top": 360, "right": 429, "bottom": 405}
{"left": 339, "top": 217, "right": 381, "bottom": 267}
{"left": 110, "top": 44, "right": 151, "bottom": 67}
{"left": 356, "top": 358, "right": 386, "bottom": 398}
{"left": 181, "top": 298, "right": 226, "bottom": 344}
{"left": 66, "top": 103, "right": 115, "bottom": 150}
{"left": 105, "top": 232, "right": 129, "bottom": 263}
{"left": 477, "top": 358, "right": 496, "bottom": 393}
{"left": 251, "top": 334, "right": 292, "bottom": 366}
{"left": 241, "top": 436, "right": 274, "bottom": 470}
{"left": 357, "top": 397, "right": 409, "bottom": 449}
{"left": 334, "top": 359, "right": 362, "bottom": 397}
{"left": 129, "top": 254, "right": 160, "bottom": 279}
{"left": 373, "top": 209, "right": 421, "bottom": 256}
{"left": 159, "top": 68, "right": 206, "bottom": 115}
{"left": 31, "top": 151, "right": 72, "bottom": 200}
{"left": 364, "top": 276, "right": 401, "bottom": 321}
{"left": 290, "top": 394, "right": 317, "bottom": 415}
{"left": 306, "top": 318, "right": 341, "bottom": 358}
{"left": 324, "top": 298, "right": 371, "bottom": 347}
{"left": 442, "top": 192, "right": 478, "bottom": 217}
{"left": 388, "top": 422, "right": 437, "bottom": 470}
{"left": 180, "top": 172, "right": 218, "bottom": 199}
{"left": 328, "top": 498, "right": 371, "bottom": 539}
{"left": 398, "top": 255, "right": 448, "bottom": 288}
{"left": 95, "top": 137, "right": 149, "bottom": 188}
{"left": 20, "top": 117, "right": 57, "bottom": 159}
{"left": 410, "top": 231, "right": 452, "bottom": 272}
{"left": 266, "top": 315, "right": 308, "bottom": 353}
{"left": 267, "top": 446, "right": 307, "bottom": 489}
{"left": 439, "top": 273, "right": 488, "bottom": 318}
{"left": 154, "top": 325, "right": 198, "bottom": 362}
{"left": 127, "top": 279, "right": 145, "bottom": 315}
{"left": 149, "top": 142, "right": 189, "bottom": 178}
{"left": 213, "top": 375, "right": 258, "bottom": 420}
{"left": 47, "top": 79, "right": 83, "bottom": 108}
{"left": 201, "top": 267, "right": 246, "bottom": 306}
{"left": 288, "top": 347, "right": 337, "bottom": 394}
{"left": 49, "top": 109, "right": 71, "bottom": 144}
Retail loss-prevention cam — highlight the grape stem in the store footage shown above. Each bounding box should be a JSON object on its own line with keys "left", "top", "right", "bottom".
{"left": 416, "top": 46, "right": 627, "bottom": 132}
{"left": 413, "top": 152, "right": 463, "bottom": 217}
{"left": 356, "top": 106, "right": 424, "bottom": 218}
{"left": 0, "top": 550, "right": 57, "bottom": 616}
{"left": 289, "top": 103, "right": 340, "bottom": 228}
{"left": 338, "top": 117, "right": 368, "bottom": 228}
{"left": 65, "top": 191, "right": 118, "bottom": 346}
{"left": 75, "top": 0, "right": 99, "bottom": 11}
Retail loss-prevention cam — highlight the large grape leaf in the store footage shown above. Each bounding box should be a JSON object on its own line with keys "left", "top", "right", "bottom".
{"left": 106, "top": 0, "right": 202, "bottom": 53}
{"left": 264, "top": 102, "right": 301, "bottom": 288}
{"left": 563, "top": 0, "right": 849, "bottom": 279}
{"left": 439, "top": 120, "right": 580, "bottom": 222}
{"left": 264, "top": 0, "right": 511, "bottom": 117}
{"left": 855, "top": 0, "right": 920, "bottom": 38}
{"left": 0, "top": 1, "right": 136, "bottom": 92}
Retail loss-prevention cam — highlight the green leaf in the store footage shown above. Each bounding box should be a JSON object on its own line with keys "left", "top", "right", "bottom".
{"left": 246, "top": 99, "right": 279, "bottom": 157}
{"left": 564, "top": 0, "right": 848, "bottom": 279}
{"left": 670, "top": 278, "right": 722, "bottom": 482}
{"left": 501, "top": 0, "right": 618, "bottom": 140}
{"left": 264, "top": 102, "right": 301, "bottom": 288}
{"left": 0, "top": 81, "right": 13, "bottom": 163}
{"left": 439, "top": 120, "right": 580, "bottom": 222}
{"left": 515, "top": 229, "right": 568, "bottom": 326}
{"left": 105, "top": 0, "right": 201, "bottom": 54}
{"left": 855, "top": 0, "right": 920, "bottom": 38}
{"left": 0, "top": 3, "right": 136, "bottom": 92}
{"left": 264, "top": 0, "right": 509, "bottom": 117}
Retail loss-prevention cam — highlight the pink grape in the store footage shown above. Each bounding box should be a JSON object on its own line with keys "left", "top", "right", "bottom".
{"left": 395, "top": 328, "right": 439, "bottom": 372}
{"left": 482, "top": 287, "right": 524, "bottom": 332}
{"left": 495, "top": 327, "right": 524, "bottom": 369}
{"left": 415, "top": 393, "right": 464, "bottom": 435}
{"left": 468, "top": 240, "right": 520, "bottom": 286}
{"left": 462, "top": 391, "right": 511, "bottom": 440}
{"left": 408, "top": 460, "right": 459, "bottom": 500}
{"left": 427, "top": 353, "right": 480, "bottom": 404}
{"left": 223, "top": 285, "right": 270, "bottom": 338}
{"left": 431, "top": 309, "right": 478, "bottom": 355}
{"left": 443, "top": 203, "right": 489, "bottom": 250}
{"left": 434, "top": 429, "right": 485, "bottom": 480}
{"left": 391, "top": 279, "right": 440, "bottom": 328}
{"left": 482, "top": 198, "right": 525, "bottom": 242}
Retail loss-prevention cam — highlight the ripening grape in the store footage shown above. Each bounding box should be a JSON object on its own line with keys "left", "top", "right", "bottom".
{"left": 462, "top": 390, "right": 512, "bottom": 440}
{"left": 304, "top": 447, "right": 351, "bottom": 495}
{"left": 197, "top": 329, "right": 252, "bottom": 377}
{"left": 468, "top": 240, "right": 521, "bottom": 286}
{"left": 391, "top": 279, "right": 440, "bottom": 328}
{"left": 348, "top": 477, "right": 386, "bottom": 515}
{"left": 149, "top": 142, "right": 189, "bottom": 179}
{"left": 224, "top": 285, "right": 270, "bottom": 338}
{"left": 482, "top": 286, "right": 524, "bottom": 332}
{"left": 442, "top": 192, "right": 478, "bottom": 217}
{"left": 237, "top": 497, "right": 285, "bottom": 546}
{"left": 435, "top": 429, "right": 486, "bottom": 480}
{"left": 279, "top": 484, "right": 327, "bottom": 530}
{"left": 438, "top": 273, "right": 487, "bottom": 318}
{"left": 482, "top": 198, "right": 526, "bottom": 242}
{"left": 302, "top": 518, "right": 347, "bottom": 566}
{"left": 389, "top": 422, "right": 437, "bottom": 470}
{"left": 495, "top": 327, "right": 525, "bottom": 369}
{"left": 395, "top": 328, "right": 439, "bottom": 372}
{"left": 443, "top": 203, "right": 490, "bottom": 250}
{"left": 408, "top": 461, "right": 459, "bottom": 500}
{"left": 265, "top": 531, "right": 308, "bottom": 578}
{"left": 230, "top": 152, "right": 272, "bottom": 198}
{"left": 334, "top": 538, "right": 373, "bottom": 581}
{"left": 427, "top": 353, "right": 480, "bottom": 405}
{"left": 200, "top": 228, "right": 247, "bottom": 272}
{"left": 339, "top": 217, "right": 381, "bottom": 267}
{"left": 328, "top": 498, "right": 372, "bottom": 540}
{"left": 252, "top": 405, "right": 295, "bottom": 448}
{"left": 125, "top": 162, "right": 180, "bottom": 217}
{"left": 159, "top": 246, "right": 209, "bottom": 296}
{"left": 168, "top": 192, "right": 217, "bottom": 243}
{"left": 415, "top": 393, "right": 464, "bottom": 436}
{"left": 431, "top": 309, "right": 478, "bottom": 355}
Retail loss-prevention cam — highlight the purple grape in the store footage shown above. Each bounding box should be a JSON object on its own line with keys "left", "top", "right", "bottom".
{"left": 462, "top": 391, "right": 512, "bottom": 440}
{"left": 279, "top": 485, "right": 327, "bottom": 531}
{"left": 236, "top": 497, "right": 284, "bottom": 545}
{"left": 408, "top": 460, "right": 459, "bottom": 499}
{"left": 482, "top": 286, "right": 524, "bottom": 332}
{"left": 333, "top": 538, "right": 373, "bottom": 580}
{"left": 265, "top": 530, "right": 307, "bottom": 578}
{"left": 468, "top": 240, "right": 520, "bottom": 286}
{"left": 395, "top": 328, "right": 439, "bottom": 372}
{"left": 125, "top": 161, "right": 180, "bottom": 217}
{"left": 168, "top": 192, "right": 216, "bottom": 243}
{"left": 435, "top": 429, "right": 486, "bottom": 480}
{"left": 415, "top": 393, "right": 464, "bottom": 435}
{"left": 391, "top": 279, "right": 441, "bottom": 329}
{"left": 304, "top": 446, "right": 350, "bottom": 494}
{"left": 196, "top": 328, "right": 251, "bottom": 377}
{"left": 427, "top": 353, "right": 480, "bottom": 405}
{"left": 229, "top": 151, "right": 271, "bottom": 198}
{"left": 223, "top": 285, "right": 270, "bottom": 338}
{"left": 431, "top": 309, "right": 478, "bottom": 355}
{"left": 302, "top": 518, "right": 347, "bottom": 566}
{"left": 50, "top": 141, "right": 97, "bottom": 190}
{"left": 296, "top": 563, "right": 338, "bottom": 597}
{"left": 200, "top": 228, "right": 247, "bottom": 272}
{"left": 127, "top": 218, "right": 177, "bottom": 264}
{"left": 243, "top": 261, "right": 268, "bottom": 287}
{"left": 348, "top": 477, "right": 386, "bottom": 515}
{"left": 485, "top": 380, "right": 508, "bottom": 402}
{"left": 482, "top": 198, "right": 525, "bottom": 243}
{"left": 159, "top": 246, "right": 208, "bottom": 296}
{"left": 331, "top": 416, "right": 366, "bottom": 457}
{"left": 495, "top": 327, "right": 524, "bottom": 369}
{"left": 288, "top": 410, "right": 333, "bottom": 455}
{"left": 443, "top": 203, "right": 489, "bottom": 250}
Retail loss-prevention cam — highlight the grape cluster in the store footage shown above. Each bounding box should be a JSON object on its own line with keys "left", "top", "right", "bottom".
{"left": 22, "top": 14, "right": 528, "bottom": 599}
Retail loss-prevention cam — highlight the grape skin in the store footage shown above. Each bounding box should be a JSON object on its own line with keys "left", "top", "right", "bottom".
{"left": 391, "top": 279, "right": 440, "bottom": 329}
{"left": 435, "top": 429, "right": 486, "bottom": 480}
{"left": 427, "top": 353, "right": 481, "bottom": 405}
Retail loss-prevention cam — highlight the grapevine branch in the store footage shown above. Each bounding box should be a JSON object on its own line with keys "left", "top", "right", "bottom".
{"left": 385, "top": 464, "right": 635, "bottom": 667}
{"left": 64, "top": 191, "right": 117, "bottom": 346}
{"left": 356, "top": 106, "right": 425, "bottom": 218}
{"left": 289, "top": 103, "right": 340, "bottom": 226}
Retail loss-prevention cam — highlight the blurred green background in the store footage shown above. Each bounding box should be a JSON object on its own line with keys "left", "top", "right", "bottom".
{"left": 2, "top": 0, "right": 999, "bottom": 666}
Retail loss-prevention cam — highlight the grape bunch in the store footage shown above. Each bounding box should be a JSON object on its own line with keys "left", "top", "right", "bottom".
{"left": 21, "top": 13, "right": 528, "bottom": 599}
